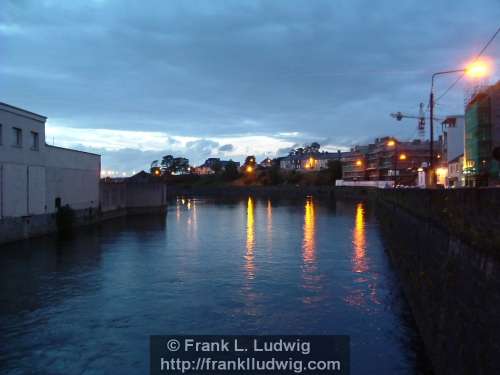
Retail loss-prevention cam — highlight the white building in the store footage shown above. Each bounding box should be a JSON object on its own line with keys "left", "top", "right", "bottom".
{"left": 280, "top": 152, "right": 343, "bottom": 171}
{"left": 442, "top": 115, "right": 465, "bottom": 163}
{"left": 0, "top": 102, "right": 100, "bottom": 220}
{"left": 447, "top": 154, "right": 464, "bottom": 188}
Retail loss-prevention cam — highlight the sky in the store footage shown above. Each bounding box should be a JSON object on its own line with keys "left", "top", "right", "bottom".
{"left": 2, "top": 0, "right": 499, "bottom": 175}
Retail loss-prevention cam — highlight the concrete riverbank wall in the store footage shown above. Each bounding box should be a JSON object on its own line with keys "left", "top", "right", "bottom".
{"left": 0, "top": 206, "right": 98, "bottom": 245}
{"left": 375, "top": 188, "right": 500, "bottom": 375}
{"left": 0, "top": 181, "right": 167, "bottom": 245}
{"left": 99, "top": 180, "right": 167, "bottom": 219}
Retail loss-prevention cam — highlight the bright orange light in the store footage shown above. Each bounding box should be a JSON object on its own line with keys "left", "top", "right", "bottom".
{"left": 465, "top": 60, "right": 490, "bottom": 78}
{"left": 353, "top": 203, "right": 367, "bottom": 273}
{"left": 387, "top": 139, "right": 396, "bottom": 147}
{"left": 246, "top": 166, "right": 253, "bottom": 173}
{"left": 436, "top": 167, "right": 448, "bottom": 176}
{"left": 153, "top": 169, "right": 160, "bottom": 176}
{"left": 399, "top": 153, "right": 407, "bottom": 160}
{"left": 245, "top": 197, "right": 255, "bottom": 279}
{"left": 355, "top": 159, "right": 363, "bottom": 166}
{"left": 303, "top": 198, "right": 315, "bottom": 264}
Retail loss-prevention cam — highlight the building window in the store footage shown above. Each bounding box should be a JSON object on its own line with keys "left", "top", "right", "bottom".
{"left": 12, "top": 127, "right": 22, "bottom": 147}
{"left": 31, "top": 131, "right": 39, "bottom": 150}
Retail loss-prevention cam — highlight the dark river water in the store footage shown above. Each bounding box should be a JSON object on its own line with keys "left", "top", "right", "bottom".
{"left": 0, "top": 197, "right": 431, "bottom": 375}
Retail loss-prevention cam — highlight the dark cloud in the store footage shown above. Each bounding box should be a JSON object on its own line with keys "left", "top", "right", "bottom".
{"left": 1, "top": 0, "right": 499, "bottom": 148}
{"left": 184, "top": 139, "right": 220, "bottom": 158}
{"left": 218, "top": 144, "right": 234, "bottom": 152}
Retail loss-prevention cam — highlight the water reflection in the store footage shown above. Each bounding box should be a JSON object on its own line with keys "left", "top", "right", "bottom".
{"left": 267, "top": 199, "right": 272, "bottom": 242}
{"left": 176, "top": 197, "right": 198, "bottom": 243}
{"left": 301, "top": 197, "right": 323, "bottom": 304}
{"left": 353, "top": 203, "right": 367, "bottom": 273}
{"left": 245, "top": 197, "right": 255, "bottom": 279}
{"left": 303, "top": 197, "right": 316, "bottom": 264}
{"left": 345, "top": 202, "right": 381, "bottom": 308}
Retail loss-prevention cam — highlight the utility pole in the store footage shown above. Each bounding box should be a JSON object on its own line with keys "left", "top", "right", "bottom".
{"left": 429, "top": 89, "right": 434, "bottom": 185}
{"left": 429, "top": 69, "right": 465, "bottom": 186}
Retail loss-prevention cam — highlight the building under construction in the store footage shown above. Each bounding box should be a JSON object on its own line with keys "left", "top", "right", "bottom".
{"left": 341, "top": 137, "right": 440, "bottom": 186}
{"left": 464, "top": 81, "right": 500, "bottom": 187}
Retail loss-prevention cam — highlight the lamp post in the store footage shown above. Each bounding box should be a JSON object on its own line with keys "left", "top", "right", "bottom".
{"left": 429, "top": 69, "right": 465, "bottom": 186}
{"left": 387, "top": 139, "right": 397, "bottom": 186}
{"left": 428, "top": 60, "right": 490, "bottom": 186}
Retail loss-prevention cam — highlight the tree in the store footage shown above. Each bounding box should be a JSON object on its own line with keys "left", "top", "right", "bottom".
{"left": 310, "top": 142, "right": 321, "bottom": 153}
{"left": 244, "top": 155, "right": 256, "bottom": 166}
{"left": 326, "top": 160, "right": 343, "bottom": 182}
{"left": 160, "top": 155, "right": 174, "bottom": 173}
{"left": 153, "top": 155, "right": 190, "bottom": 175}
{"left": 268, "top": 164, "right": 283, "bottom": 185}
{"left": 211, "top": 160, "right": 222, "bottom": 174}
{"left": 223, "top": 161, "right": 240, "bottom": 180}
{"left": 242, "top": 155, "right": 256, "bottom": 173}
{"left": 150, "top": 160, "right": 160, "bottom": 175}
{"left": 171, "top": 157, "right": 190, "bottom": 174}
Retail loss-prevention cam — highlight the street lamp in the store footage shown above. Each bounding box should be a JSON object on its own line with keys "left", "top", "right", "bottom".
{"left": 429, "top": 60, "right": 489, "bottom": 186}
{"left": 465, "top": 60, "right": 490, "bottom": 78}
{"left": 387, "top": 138, "right": 397, "bottom": 185}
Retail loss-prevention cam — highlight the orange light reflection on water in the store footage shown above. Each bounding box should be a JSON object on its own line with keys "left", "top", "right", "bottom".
{"left": 245, "top": 197, "right": 255, "bottom": 279}
{"left": 301, "top": 197, "right": 323, "bottom": 304}
{"left": 303, "top": 198, "right": 316, "bottom": 264}
{"left": 345, "top": 202, "right": 381, "bottom": 308}
{"left": 353, "top": 202, "right": 367, "bottom": 273}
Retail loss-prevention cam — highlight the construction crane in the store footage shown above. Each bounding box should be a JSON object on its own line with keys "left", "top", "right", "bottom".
{"left": 390, "top": 103, "right": 443, "bottom": 140}
{"left": 390, "top": 103, "right": 426, "bottom": 139}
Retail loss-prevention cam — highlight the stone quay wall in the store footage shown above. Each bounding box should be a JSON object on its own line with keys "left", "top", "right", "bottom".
{"left": 374, "top": 187, "right": 500, "bottom": 375}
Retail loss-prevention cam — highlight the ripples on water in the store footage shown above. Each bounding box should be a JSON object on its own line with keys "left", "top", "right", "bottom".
{"left": 0, "top": 197, "right": 432, "bottom": 374}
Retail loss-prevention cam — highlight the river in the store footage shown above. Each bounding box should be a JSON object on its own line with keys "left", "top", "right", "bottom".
{"left": 0, "top": 197, "right": 431, "bottom": 374}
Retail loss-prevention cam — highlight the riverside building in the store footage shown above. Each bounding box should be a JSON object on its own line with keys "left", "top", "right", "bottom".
{"left": 464, "top": 81, "right": 500, "bottom": 187}
{"left": 0, "top": 102, "right": 100, "bottom": 242}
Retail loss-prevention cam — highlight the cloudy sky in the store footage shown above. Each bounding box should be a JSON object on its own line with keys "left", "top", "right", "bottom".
{"left": 2, "top": 0, "right": 499, "bottom": 175}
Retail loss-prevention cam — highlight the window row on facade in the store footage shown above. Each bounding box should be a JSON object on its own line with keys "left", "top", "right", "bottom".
{"left": 0, "top": 124, "right": 39, "bottom": 150}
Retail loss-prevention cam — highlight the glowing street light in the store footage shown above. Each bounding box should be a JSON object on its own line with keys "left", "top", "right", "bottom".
{"left": 399, "top": 153, "right": 407, "bottom": 161}
{"left": 465, "top": 59, "right": 490, "bottom": 79}
{"left": 387, "top": 139, "right": 396, "bottom": 147}
{"left": 246, "top": 165, "right": 253, "bottom": 173}
{"left": 355, "top": 159, "right": 363, "bottom": 166}
{"left": 429, "top": 59, "right": 491, "bottom": 186}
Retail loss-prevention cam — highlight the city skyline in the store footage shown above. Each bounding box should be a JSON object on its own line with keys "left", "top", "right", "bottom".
{"left": 2, "top": 0, "right": 499, "bottom": 173}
